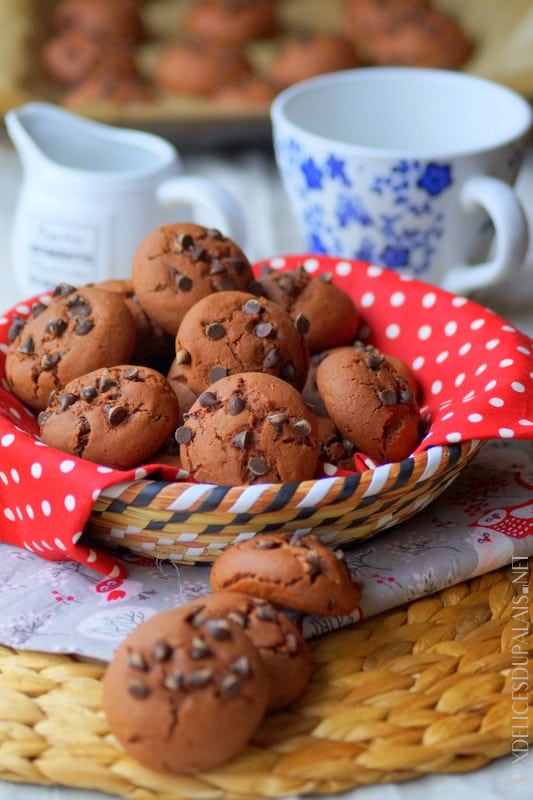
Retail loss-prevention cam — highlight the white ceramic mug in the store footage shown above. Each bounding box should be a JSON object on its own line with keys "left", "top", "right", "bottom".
{"left": 5, "top": 102, "right": 247, "bottom": 296}
{"left": 271, "top": 68, "right": 532, "bottom": 294}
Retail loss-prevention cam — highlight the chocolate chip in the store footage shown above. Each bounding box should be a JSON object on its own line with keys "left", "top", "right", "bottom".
{"left": 175, "top": 348, "right": 191, "bottom": 365}
{"left": 128, "top": 680, "right": 150, "bottom": 699}
{"left": 106, "top": 405, "right": 127, "bottom": 426}
{"left": 232, "top": 429, "right": 250, "bottom": 449}
{"left": 152, "top": 641, "right": 173, "bottom": 662}
{"left": 263, "top": 348, "right": 281, "bottom": 369}
{"left": 190, "top": 637, "right": 213, "bottom": 660}
{"left": 206, "top": 228, "right": 222, "bottom": 239}
{"left": 253, "top": 538, "right": 281, "bottom": 550}
{"left": 228, "top": 393, "right": 244, "bottom": 415}
{"left": 30, "top": 302, "right": 48, "bottom": 317}
{"left": 281, "top": 362, "right": 296, "bottom": 383}
{"left": 128, "top": 651, "right": 148, "bottom": 671}
{"left": 209, "top": 259, "right": 226, "bottom": 275}
{"left": 123, "top": 368, "right": 140, "bottom": 381}
{"left": 399, "top": 389, "right": 414, "bottom": 404}
{"left": 37, "top": 411, "right": 51, "bottom": 427}
{"left": 74, "top": 319, "right": 94, "bottom": 335}
{"left": 164, "top": 672, "right": 184, "bottom": 691}
{"left": 45, "top": 317, "right": 67, "bottom": 337}
{"left": 203, "top": 618, "right": 232, "bottom": 640}
{"left": 249, "top": 457, "right": 268, "bottom": 476}
{"left": 209, "top": 366, "right": 228, "bottom": 383}
{"left": 231, "top": 656, "right": 252, "bottom": 679}
{"left": 41, "top": 353, "right": 60, "bottom": 370}
{"left": 294, "top": 313, "right": 310, "bottom": 334}
{"left": 243, "top": 298, "right": 261, "bottom": 315}
{"left": 190, "top": 245, "right": 206, "bottom": 262}
{"left": 220, "top": 674, "right": 242, "bottom": 698}
{"left": 175, "top": 426, "right": 192, "bottom": 445}
{"left": 225, "top": 257, "right": 247, "bottom": 275}
{"left": 59, "top": 392, "right": 77, "bottom": 411}
{"left": 177, "top": 275, "right": 193, "bottom": 292}
{"left": 247, "top": 280, "right": 264, "bottom": 296}
{"left": 99, "top": 376, "right": 117, "bottom": 392}
{"left": 267, "top": 412, "right": 286, "bottom": 432}
{"left": 293, "top": 418, "right": 312, "bottom": 437}
{"left": 198, "top": 390, "right": 218, "bottom": 408}
{"left": 255, "top": 322, "right": 273, "bottom": 338}
{"left": 378, "top": 388, "right": 397, "bottom": 406}
{"left": 366, "top": 352, "right": 384, "bottom": 370}
{"left": 18, "top": 336, "right": 34, "bottom": 355}
{"left": 66, "top": 297, "right": 90, "bottom": 318}
{"left": 218, "top": 277, "right": 236, "bottom": 291}
{"left": 185, "top": 668, "right": 213, "bottom": 689}
{"left": 178, "top": 233, "right": 194, "bottom": 250}
{"left": 80, "top": 386, "right": 97, "bottom": 402}
{"left": 7, "top": 316, "right": 25, "bottom": 343}
{"left": 256, "top": 603, "right": 278, "bottom": 622}
{"left": 205, "top": 322, "right": 226, "bottom": 340}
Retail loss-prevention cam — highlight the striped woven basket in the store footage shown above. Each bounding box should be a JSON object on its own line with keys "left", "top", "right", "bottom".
{"left": 86, "top": 439, "right": 483, "bottom": 563}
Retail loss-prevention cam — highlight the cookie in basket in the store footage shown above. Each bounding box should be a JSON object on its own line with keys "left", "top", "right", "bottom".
{"left": 269, "top": 30, "right": 360, "bottom": 88}
{"left": 210, "top": 533, "right": 361, "bottom": 616}
{"left": 5, "top": 283, "right": 137, "bottom": 411}
{"left": 38, "top": 364, "right": 180, "bottom": 469}
{"left": 51, "top": 0, "right": 146, "bottom": 44}
{"left": 174, "top": 289, "right": 310, "bottom": 394}
{"left": 103, "top": 605, "right": 270, "bottom": 773}
{"left": 176, "top": 371, "right": 318, "bottom": 484}
{"left": 154, "top": 40, "right": 252, "bottom": 96}
{"left": 183, "top": 0, "right": 279, "bottom": 46}
{"left": 182, "top": 592, "right": 311, "bottom": 710}
{"left": 132, "top": 223, "right": 255, "bottom": 335}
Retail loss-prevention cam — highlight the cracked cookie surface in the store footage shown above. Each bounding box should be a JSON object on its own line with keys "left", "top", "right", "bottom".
{"left": 5, "top": 284, "right": 137, "bottom": 411}
{"left": 38, "top": 364, "right": 180, "bottom": 469}
{"left": 210, "top": 533, "right": 361, "bottom": 616}
{"left": 176, "top": 371, "right": 318, "bottom": 484}
{"left": 131, "top": 223, "right": 255, "bottom": 336}
{"left": 175, "top": 289, "right": 310, "bottom": 394}
{"left": 102, "top": 603, "right": 269, "bottom": 774}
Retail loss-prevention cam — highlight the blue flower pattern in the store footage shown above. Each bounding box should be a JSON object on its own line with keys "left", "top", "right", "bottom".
{"left": 274, "top": 136, "right": 456, "bottom": 276}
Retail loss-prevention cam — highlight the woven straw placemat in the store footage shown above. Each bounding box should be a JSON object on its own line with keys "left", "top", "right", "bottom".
{"left": 0, "top": 562, "right": 531, "bottom": 800}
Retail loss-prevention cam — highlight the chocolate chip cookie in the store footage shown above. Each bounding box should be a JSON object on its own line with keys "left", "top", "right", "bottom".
{"left": 5, "top": 284, "right": 137, "bottom": 411}
{"left": 132, "top": 223, "right": 254, "bottom": 336}
{"left": 181, "top": 591, "right": 311, "bottom": 710}
{"left": 210, "top": 533, "right": 361, "bottom": 616}
{"left": 38, "top": 365, "right": 180, "bottom": 469}
{"left": 102, "top": 605, "right": 269, "bottom": 774}
{"left": 176, "top": 371, "right": 319, "bottom": 484}
{"left": 316, "top": 345, "right": 421, "bottom": 464}
{"left": 174, "top": 290, "right": 310, "bottom": 395}
{"left": 257, "top": 265, "right": 360, "bottom": 353}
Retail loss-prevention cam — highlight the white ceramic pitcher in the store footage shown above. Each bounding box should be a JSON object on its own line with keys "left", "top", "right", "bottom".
{"left": 5, "top": 102, "right": 247, "bottom": 296}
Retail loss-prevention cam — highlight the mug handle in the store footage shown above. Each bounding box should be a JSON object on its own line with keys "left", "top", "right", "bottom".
{"left": 156, "top": 175, "right": 247, "bottom": 246}
{"left": 442, "top": 175, "right": 529, "bottom": 295}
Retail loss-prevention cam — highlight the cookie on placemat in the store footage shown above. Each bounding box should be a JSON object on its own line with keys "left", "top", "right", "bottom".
{"left": 258, "top": 265, "right": 360, "bottom": 353}
{"left": 5, "top": 284, "right": 137, "bottom": 411}
{"left": 210, "top": 534, "right": 360, "bottom": 616}
{"left": 102, "top": 606, "right": 269, "bottom": 774}
{"left": 132, "top": 223, "right": 254, "bottom": 336}
{"left": 183, "top": 591, "right": 311, "bottom": 710}
{"left": 38, "top": 365, "right": 180, "bottom": 469}
{"left": 176, "top": 371, "right": 319, "bottom": 484}
{"left": 175, "top": 290, "right": 310, "bottom": 395}
{"left": 316, "top": 345, "right": 420, "bottom": 464}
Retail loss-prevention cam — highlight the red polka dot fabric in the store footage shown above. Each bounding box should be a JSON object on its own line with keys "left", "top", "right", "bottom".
{"left": 0, "top": 256, "right": 531, "bottom": 576}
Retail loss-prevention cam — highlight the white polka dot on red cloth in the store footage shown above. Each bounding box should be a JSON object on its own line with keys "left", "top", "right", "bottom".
{"left": 418, "top": 325, "right": 432, "bottom": 340}
{"left": 486, "top": 339, "right": 500, "bottom": 350}
{"left": 1, "top": 434, "right": 15, "bottom": 447}
{"left": 459, "top": 343, "right": 472, "bottom": 356}
{"left": 41, "top": 500, "right": 52, "bottom": 516}
{"left": 60, "top": 460, "right": 76, "bottom": 473}
{"left": 489, "top": 397, "right": 504, "bottom": 407}
{"left": 390, "top": 292, "right": 405, "bottom": 307}
{"left": 512, "top": 382, "right": 525, "bottom": 393}
{"left": 468, "top": 413, "right": 483, "bottom": 423}
{"left": 412, "top": 356, "right": 424, "bottom": 370}
{"left": 303, "top": 257, "right": 319, "bottom": 273}
{"left": 335, "top": 261, "right": 352, "bottom": 277}
{"left": 444, "top": 321, "right": 458, "bottom": 336}
{"left": 422, "top": 292, "right": 437, "bottom": 308}
{"left": 31, "top": 462, "right": 42, "bottom": 478}
{"left": 499, "top": 428, "right": 515, "bottom": 438}
{"left": 385, "top": 323, "right": 400, "bottom": 339}
{"left": 361, "top": 292, "right": 375, "bottom": 308}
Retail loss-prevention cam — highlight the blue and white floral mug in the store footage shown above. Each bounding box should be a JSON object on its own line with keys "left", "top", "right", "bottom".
{"left": 271, "top": 67, "right": 532, "bottom": 295}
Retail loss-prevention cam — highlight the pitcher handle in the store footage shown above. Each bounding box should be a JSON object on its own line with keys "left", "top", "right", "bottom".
{"left": 156, "top": 175, "right": 247, "bottom": 247}
{"left": 442, "top": 175, "right": 528, "bottom": 295}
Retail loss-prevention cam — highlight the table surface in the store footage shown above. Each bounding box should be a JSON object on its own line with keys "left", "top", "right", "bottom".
{"left": 0, "top": 134, "right": 531, "bottom": 800}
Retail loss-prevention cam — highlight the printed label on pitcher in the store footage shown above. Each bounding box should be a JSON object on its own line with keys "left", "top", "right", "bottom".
{"left": 27, "top": 219, "right": 100, "bottom": 290}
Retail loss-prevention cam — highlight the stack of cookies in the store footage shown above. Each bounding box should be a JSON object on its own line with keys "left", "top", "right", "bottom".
{"left": 5, "top": 222, "right": 423, "bottom": 480}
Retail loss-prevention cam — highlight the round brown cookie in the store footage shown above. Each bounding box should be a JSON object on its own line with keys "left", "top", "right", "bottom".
{"left": 51, "top": 0, "right": 146, "bottom": 44}
{"left": 257, "top": 266, "right": 360, "bottom": 353}
{"left": 38, "top": 365, "right": 180, "bottom": 469}
{"left": 102, "top": 605, "right": 269, "bottom": 774}
{"left": 316, "top": 346, "right": 420, "bottom": 464}
{"left": 182, "top": 591, "right": 311, "bottom": 710}
{"left": 177, "top": 371, "right": 319, "bottom": 484}
{"left": 155, "top": 40, "right": 252, "bottom": 96}
{"left": 316, "top": 414, "right": 356, "bottom": 471}
{"left": 42, "top": 29, "right": 104, "bottom": 86}
{"left": 167, "top": 357, "right": 198, "bottom": 424}
{"left": 95, "top": 279, "right": 174, "bottom": 372}
{"left": 131, "top": 223, "right": 254, "bottom": 336}
{"left": 269, "top": 30, "right": 359, "bottom": 89}
{"left": 360, "top": 7, "right": 473, "bottom": 69}
{"left": 342, "top": 0, "right": 429, "bottom": 43}
{"left": 5, "top": 284, "right": 137, "bottom": 411}
{"left": 184, "top": 0, "right": 279, "bottom": 46}
{"left": 175, "top": 290, "right": 310, "bottom": 395}
{"left": 210, "top": 533, "right": 360, "bottom": 616}
{"left": 212, "top": 75, "right": 278, "bottom": 108}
